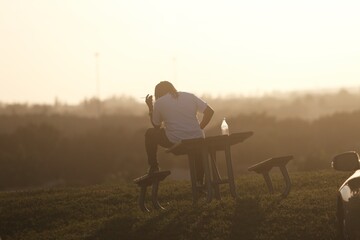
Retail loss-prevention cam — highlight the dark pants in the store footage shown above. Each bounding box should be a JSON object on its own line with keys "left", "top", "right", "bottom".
{"left": 145, "top": 128, "right": 174, "bottom": 168}
{"left": 145, "top": 128, "right": 204, "bottom": 183}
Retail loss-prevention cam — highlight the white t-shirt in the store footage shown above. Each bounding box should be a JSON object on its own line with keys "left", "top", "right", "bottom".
{"left": 152, "top": 92, "right": 208, "bottom": 143}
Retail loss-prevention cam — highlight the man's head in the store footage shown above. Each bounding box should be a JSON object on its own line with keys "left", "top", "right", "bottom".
{"left": 155, "top": 81, "right": 179, "bottom": 100}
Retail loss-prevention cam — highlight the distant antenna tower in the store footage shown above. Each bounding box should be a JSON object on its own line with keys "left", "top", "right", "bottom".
{"left": 95, "top": 52, "right": 100, "bottom": 100}
{"left": 95, "top": 52, "right": 101, "bottom": 117}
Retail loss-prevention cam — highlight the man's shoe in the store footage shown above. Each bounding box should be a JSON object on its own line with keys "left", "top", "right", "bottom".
{"left": 147, "top": 166, "right": 160, "bottom": 175}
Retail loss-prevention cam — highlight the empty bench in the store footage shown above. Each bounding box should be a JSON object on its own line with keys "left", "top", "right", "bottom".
{"left": 248, "top": 155, "right": 293, "bottom": 197}
{"left": 133, "top": 170, "right": 171, "bottom": 212}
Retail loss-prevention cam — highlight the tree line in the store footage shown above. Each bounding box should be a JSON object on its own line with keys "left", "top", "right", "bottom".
{"left": 1, "top": 88, "right": 360, "bottom": 120}
{"left": 0, "top": 107, "right": 360, "bottom": 189}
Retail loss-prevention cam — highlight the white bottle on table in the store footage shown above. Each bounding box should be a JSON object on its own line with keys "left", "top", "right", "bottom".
{"left": 221, "top": 117, "right": 229, "bottom": 135}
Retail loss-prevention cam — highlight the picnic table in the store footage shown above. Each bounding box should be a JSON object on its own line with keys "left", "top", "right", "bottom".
{"left": 168, "top": 131, "right": 254, "bottom": 203}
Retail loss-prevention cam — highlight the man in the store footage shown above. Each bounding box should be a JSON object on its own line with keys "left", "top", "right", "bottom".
{"left": 145, "top": 81, "right": 214, "bottom": 177}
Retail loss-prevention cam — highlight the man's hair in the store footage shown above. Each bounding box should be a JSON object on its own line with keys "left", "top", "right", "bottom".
{"left": 155, "top": 81, "right": 179, "bottom": 100}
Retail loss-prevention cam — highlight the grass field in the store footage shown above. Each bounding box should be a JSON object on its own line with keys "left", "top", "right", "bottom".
{"left": 0, "top": 170, "right": 351, "bottom": 240}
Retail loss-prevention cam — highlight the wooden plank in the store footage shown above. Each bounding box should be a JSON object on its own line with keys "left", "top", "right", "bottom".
{"left": 206, "top": 131, "right": 254, "bottom": 150}
{"left": 248, "top": 155, "right": 293, "bottom": 173}
{"left": 168, "top": 131, "right": 254, "bottom": 155}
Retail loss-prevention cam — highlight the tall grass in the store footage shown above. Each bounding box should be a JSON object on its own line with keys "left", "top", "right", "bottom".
{"left": 0, "top": 170, "right": 351, "bottom": 240}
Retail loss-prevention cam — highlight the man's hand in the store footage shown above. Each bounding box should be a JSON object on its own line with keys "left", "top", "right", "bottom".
{"left": 145, "top": 94, "right": 153, "bottom": 111}
{"left": 200, "top": 105, "right": 214, "bottom": 129}
{"left": 145, "top": 94, "right": 159, "bottom": 128}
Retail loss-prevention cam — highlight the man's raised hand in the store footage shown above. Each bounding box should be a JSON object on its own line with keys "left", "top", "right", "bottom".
{"left": 145, "top": 94, "right": 153, "bottom": 110}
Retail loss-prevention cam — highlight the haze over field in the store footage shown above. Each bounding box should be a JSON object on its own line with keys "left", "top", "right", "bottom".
{"left": 1, "top": 0, "right": 360, "bottom": 103}
{"left": 3, "top": 3, "right": 360, "bottom": 240}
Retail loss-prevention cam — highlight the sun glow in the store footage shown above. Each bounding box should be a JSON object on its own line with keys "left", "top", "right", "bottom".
{"left": 1, "top": 0, "right": 360, "bottom": 103}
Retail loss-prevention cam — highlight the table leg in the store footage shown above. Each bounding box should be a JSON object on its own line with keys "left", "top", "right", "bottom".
{"left": 188, "top": 153, "right": 198, "bottom": 204}
{"left": 210, "top": 151, "right": 221, "bottom": 200}
{"left": 225, "top": 145, "right": 237, "bottom": 198}
{"left": 202, "top": 147, "right": 213, "bottom": 202}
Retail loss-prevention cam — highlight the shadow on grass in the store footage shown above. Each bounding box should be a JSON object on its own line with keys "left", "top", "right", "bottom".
{"left": 132, "top": 203, "right": 206, "bottom": 240}
{"left": 84, "top": 215, "right": 137, "bottom": 240}
{"left": 92, "top": 203, "right": 211, "bottom": 240}
{"left": 85, "top": 197, "right": 264, "bottom": 240}
{"left": 87, "top": 196, "right": 319, "bottom": 240}
{"left": 85, "top": 209, "right": 174, "bottom": 240}
{"left": 228, "top": 197, "right": 264, "bottom": 240}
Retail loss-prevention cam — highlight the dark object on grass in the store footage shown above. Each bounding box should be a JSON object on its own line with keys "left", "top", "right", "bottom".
{"left": 133, "top": 170, "right": 171, "bottom": 212}
{"left": 332, "top": 151, "right": 360, "bottom": 240}
{"left": 248, "top": 155, "right": 293, "bottom": 197}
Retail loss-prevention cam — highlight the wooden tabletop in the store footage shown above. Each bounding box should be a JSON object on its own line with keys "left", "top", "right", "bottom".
{"left": 169, "top": 131, "right": 254, "bottom": 155}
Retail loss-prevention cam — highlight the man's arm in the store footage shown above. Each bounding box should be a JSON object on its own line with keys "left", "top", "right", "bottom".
{"left": 145, "top": 94, "right": 160, "bottom": 128}
{"left": 200, "top": 105, "right": 214, "bottom": 129}
{"left": 149, "top": 114, "right": 160, "bottom": 129}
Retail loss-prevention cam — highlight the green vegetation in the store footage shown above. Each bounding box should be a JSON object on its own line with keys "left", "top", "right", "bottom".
{"left": 0, "top": 170, "right": 351, "bottom": 240}
{"left": 0, "top": 91, "right": 359, "bottom": 239}
{"left": 1, "top": 91, "right": 360, "bottom": 189}
{"left": 1, "top": 109, "right": 360, "bottom": 189}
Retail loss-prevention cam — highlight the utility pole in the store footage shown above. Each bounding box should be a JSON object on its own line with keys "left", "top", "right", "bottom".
{"left": 95, "top": 52, "right": 100, "bottom": 100}
{"left": 95, "top": 52, "right": 101, "bottom": 117}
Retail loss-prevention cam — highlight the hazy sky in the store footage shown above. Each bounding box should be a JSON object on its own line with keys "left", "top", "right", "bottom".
{"left": 1, "top": 0, "right": 360, "bottom": 103}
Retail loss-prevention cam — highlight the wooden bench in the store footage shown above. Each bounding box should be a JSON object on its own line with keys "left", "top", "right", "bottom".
{"left": 248, "top": 155, "right": 293, "bottom": 197}
{"left": 168, "top": 131, "right": 254, "bottom": 203}
{"left": 133, "top": 170, "right": 171, "bottom": 212}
